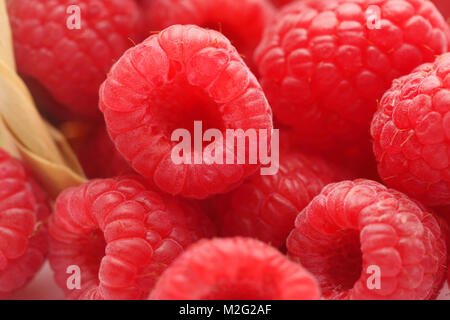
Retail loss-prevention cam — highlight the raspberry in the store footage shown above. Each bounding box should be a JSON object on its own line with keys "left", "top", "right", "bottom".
{"left": 0, "top": 150, "right": 50, "bottom": 298}
{"left": 287, "top": 179, "right": 447, "bottom": 300}
{"left": 141, "top": 0, "right": 275, "bottom": 70}
{"left": 255, "top": 0, "right": 450, "bottom": 151}
{"left": 77, "top": 124, "right": 134, "bottom": 179}
{"left": 210, "top": 152, "right": 348, "bottom": 249}
{"left": 371, "top": 53, "right": 450, "bottom": 206}
{"left": 149, "top": 237, "right": 321, "bottom": 300}
{"left": 8, "top": 0, "right": 143, "bottom": 119}
{"left": 48, "top": 176, "right": 215, "bottom": 300}
{"left": 99, "top": 25, "right": 273, "bottom": 199}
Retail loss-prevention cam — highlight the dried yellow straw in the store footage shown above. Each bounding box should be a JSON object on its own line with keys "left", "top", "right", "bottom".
{"left": 0, "top": 1, "right": 86, "bottom": 198}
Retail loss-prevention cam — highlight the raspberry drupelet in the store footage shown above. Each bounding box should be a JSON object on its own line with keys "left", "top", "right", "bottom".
{"left": 210, "top": 151, "right": 349, "bottom": 249}
{"left": 7, "top": 0, "right": 143, "bottom": 119}
{"left": 0, "top": 150, "right": 50, "bottom": 298}
{"left": 372, "top": 53, "right": 450, "bottom": 206}
{"left": 141, "top": 0, "right": 275, "bottom": 70}
{"left": 99, "top": 25, "right": 273, "bottom": 199}
{"left": 48, "top": 176, "right": 215, "bottom": 300}
{"left": 150, "top": 237, "right": 321, "bottom": 300}
{"left": 286, "top": 179, "right": 447, "bottom": 300}
{"left": 255, "top": 0, "right": 450, "bottom": 152}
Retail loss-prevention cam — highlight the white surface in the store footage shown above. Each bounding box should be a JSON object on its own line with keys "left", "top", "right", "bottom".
{"left": 437, "top": 282, "right": 450, "bottom": 300}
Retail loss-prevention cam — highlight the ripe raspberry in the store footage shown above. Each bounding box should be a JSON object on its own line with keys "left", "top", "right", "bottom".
{"left": 8, "top": 0, "right": 143, "bottom": 119}
{"left": 77, "top": 124, "right": 134, "bottom": 179}
{"left": 255, "top": 0, "right": 450, "bottom": 151}
{"left": 150, "top": 237, "right": 320, "bottom": 300}
{"left": 371, "top": 53, "right": 450, "bottom": 206}
{"left": 287, "top": 179, "right": 447, "bottom": 300}
{"left": 0, "top": 150, "right": 50, "bottom": 298}
{"left": 141, "top": 0, "right": 275, "bottom": 70}
{"left": 210, "top": 152, "right": 348, "bottom": 249}
{"left": 48, "top": 176, "right": 215, "bottom": 300}
{"left": 99, "top": 25, "right": 273, "bottom": 199}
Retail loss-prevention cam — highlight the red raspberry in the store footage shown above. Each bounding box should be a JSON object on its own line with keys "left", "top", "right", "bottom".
{"left": 255, "top": 0, "right": 450, "bottom": 151}
{"left": 287, "top": 179, "right": 447, "bottom": 300}
{"left": 48, "top": 176, "right": 215, "bottom": 300}
{"left": 0, "top": 150, "right": 50, "bottom": 298}
{"left": 77, "top": 124, "right": 134, "bottom": 179}
{"left": 99, "top": 25, "right": 273, "bottom": 199}
{"left": 149, "top": 237, "right": 321, "bottom": 300}
{"left": 371, "top": 53, "right": 450, "bottom": 206}
{"left": 8, "top": 0, "right": 143, "bottom": 119}
{"left": 141, "top": 0, "right": 275, "bottom": 70}
{"left": 210, "top": 152, "right": 348, "bottom": 249}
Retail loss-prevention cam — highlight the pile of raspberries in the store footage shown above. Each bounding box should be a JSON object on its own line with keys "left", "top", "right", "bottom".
{"left": 3, "top": 0, "right": 450, "bottom": 300}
